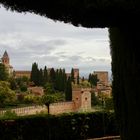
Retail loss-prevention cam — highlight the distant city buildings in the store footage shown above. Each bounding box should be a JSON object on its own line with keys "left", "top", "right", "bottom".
{"left": 0, "top": 51, "right": 80, "bottom": 81}
{"left": 0, "top": 50, "right": 112, "bottom": 114}
{"left": 14, "top": 70, "right": 31, "bottom": 78}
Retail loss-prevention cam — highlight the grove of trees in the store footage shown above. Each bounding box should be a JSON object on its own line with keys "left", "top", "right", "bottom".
{"left": 88, "top": 73, "right": 99, "bottom": 87}
{"left": 30, "top": 62, "right": 74, "bottom": 101}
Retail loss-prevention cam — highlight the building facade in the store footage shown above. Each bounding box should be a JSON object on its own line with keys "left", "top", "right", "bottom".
{"left": 14, "top": 70, "right": 31, "bottom": 78}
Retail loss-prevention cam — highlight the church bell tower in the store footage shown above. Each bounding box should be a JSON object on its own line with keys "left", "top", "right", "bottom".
{"left": 2, "top": 50, "right": 10, "bottom": 66}
{"left": 1, "top": 50, "right": 13, "bottom": 75}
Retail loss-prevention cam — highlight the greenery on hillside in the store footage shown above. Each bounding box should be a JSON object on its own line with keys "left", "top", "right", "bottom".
{"left": 0, "top": 81, "right": 16, "bottom": 107}
{"left": 0, "top": 62, "right": 75, "bottom": 108}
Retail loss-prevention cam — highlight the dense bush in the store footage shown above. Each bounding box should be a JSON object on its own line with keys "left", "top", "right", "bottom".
{"left": 0, "top": 110, "right": 17, "bottom": 120}
{"left": 0, "top": 112, "right": 119, "bottom": 140}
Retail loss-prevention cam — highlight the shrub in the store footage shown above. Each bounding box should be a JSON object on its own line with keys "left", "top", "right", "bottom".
{"left": 0, "top": 112, "right": 119, "bottom": 140}
{"left": 0, "top": 110, "right": 17, "bottom": 119}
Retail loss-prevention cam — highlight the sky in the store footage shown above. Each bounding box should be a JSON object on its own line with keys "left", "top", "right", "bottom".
{"left": 0, "top": 5, "right": 111, "bottom": 78}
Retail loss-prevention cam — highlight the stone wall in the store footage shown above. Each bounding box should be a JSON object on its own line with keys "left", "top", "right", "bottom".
{"left": 14, "top": 70, "right": 31, "bottom": 78}
{"left": 0, "top": 105, "right": 47, "bottom": 116}
{"left": 50, "top": 101, "right": 74, "bottom": 114}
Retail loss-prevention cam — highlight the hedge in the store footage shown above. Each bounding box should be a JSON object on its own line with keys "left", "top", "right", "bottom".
{"left": 0, "top": 112, "right": 119, "bottom": 140}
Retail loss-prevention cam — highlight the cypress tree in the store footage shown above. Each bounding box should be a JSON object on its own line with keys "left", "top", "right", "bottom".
{"left": 59, "top": 68, "right": 63, "bottom": 91}
{"left": 43, "top": 66, "right": 48, "bottom": 85}
{"left": 65, "top": 77, "right": 72, "bottom": 101}
{"left": 109, "top": 27, "right": 140, "bottom": 139}
{"left": 88, "top": 73, "right": 92, "bottom": 83}
{"left": 55, "top": 69, "right": 59, "bottom": 90}
{"left": 30, "top": 62, "right": 39, "bottom": 85}
{"left": 39, "top": 68, "right": 43, "bottom": 86}
{"left": 71, "top": 68, "right": 75, "bottom": 84}
{"left": 88, "top": 73, "right": 98, "bottom": 87}
{"left": 91, "top": 74, "right": 99, "bottom": 86}
{"left": 62, "top": 69, "right": 67, "bottom": 91}
{"left": 49, "top": 68, "right": 56, "bottom": 83}
{"left": 77, "top": 74, "right": 80, "bottom": 84}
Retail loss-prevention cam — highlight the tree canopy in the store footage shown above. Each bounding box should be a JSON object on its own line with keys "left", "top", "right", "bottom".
{"left": 65, "top": 77, "right": 72, "bottom": 101}
{"left": 0, "top": 63, "right": 8, "bottom": 81}
{"left": 1, "top": 0, "right": 140, "bottom": 27}
{"left": 88, "top": 74, "right": 99, "bottom": 87}
{"left": 0, "top": 81, "right": 16, "bottom": 107}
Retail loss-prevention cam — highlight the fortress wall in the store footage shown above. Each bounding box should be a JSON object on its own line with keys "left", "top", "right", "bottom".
{"left": 50, "top": 101, "right": 74, "bottom": 114}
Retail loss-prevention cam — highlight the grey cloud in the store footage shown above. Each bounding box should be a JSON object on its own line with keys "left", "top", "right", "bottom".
{"left": 0, "top": 37, "right": 67, "bottom": 56}
{"left": 0, "top": 6, "right": 111, "bottom": 77}
{"left": 54, "top": 52, "right": 68, "bottom": 58}
{"left": 98, "top": 58, "right": 106, "bottom": 62}
{"left": 0, "top": 6, "right": 108, "bottom": 41}
{"left": 54, "top": 52, "right": 66, "bottom": 55}
{"left": 47, "top": 40, "right": 67, "bottom": 46}
{"left": 58, "top": 55, "right": 67, "bottom": 58}
{"left": 68, "top": 55, "right": 82, "bottom": 61}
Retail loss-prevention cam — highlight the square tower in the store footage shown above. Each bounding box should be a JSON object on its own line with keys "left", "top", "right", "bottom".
{"left": 94, "top": 71, "right": 108, "bottom": 85}
{"left": 72, "top": 88, "right": 91, "bottom": 112}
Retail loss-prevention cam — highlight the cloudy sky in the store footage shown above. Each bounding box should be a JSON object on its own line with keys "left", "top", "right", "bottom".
{"left": 0, "top": 5, "right": 111, "bottom": 78}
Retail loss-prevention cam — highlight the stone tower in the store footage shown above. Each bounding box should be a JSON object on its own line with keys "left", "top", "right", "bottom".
{"left": 94, "top": 71, "right": 108, "bottom": 86}
{"left": 73, "top": 68, "right": 79, "bottom": 84}
{"left": 1, "top": 51, "right": 13, "bottom": 74}
{"left": 73, "top": 68, "right": 79, "bottom": 78}
{"left": 2, "top": 50, "right": 10, "bottom": 66}
{"left": 72, "top": 88, "right": 91, "bottom": 112}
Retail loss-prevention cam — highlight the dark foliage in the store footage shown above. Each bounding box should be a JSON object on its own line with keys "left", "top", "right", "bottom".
{"left": 0, "top": 63, "right": 8, "bottom": 81}
{"left": 55, "top": 69, "right": 66, "bottom": 91}
{"left": 49, "top": 68, "right": 56, "bottom": 83}
{"left": 88, "top": 73, "right": 99, "bottom": 87}
{"left": 65, "top": 77, "right": 72, "bottom": 101}
{"left": 43, "top": 66, "right": 48, "bottom": 85}
{"left": 1, "top": 0, "right": 140, "bottom": 27}
{"left": 71, "top": 68, "right": 75, "bottom": 84}
{"left": 0, "top": 112, "right": 119, "bottom": 140}
{"left": 109, "top": 27, "right": 140, "bottom": 139}
{"left": 30, "top": 62, "right": 39, "bottom": 85}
